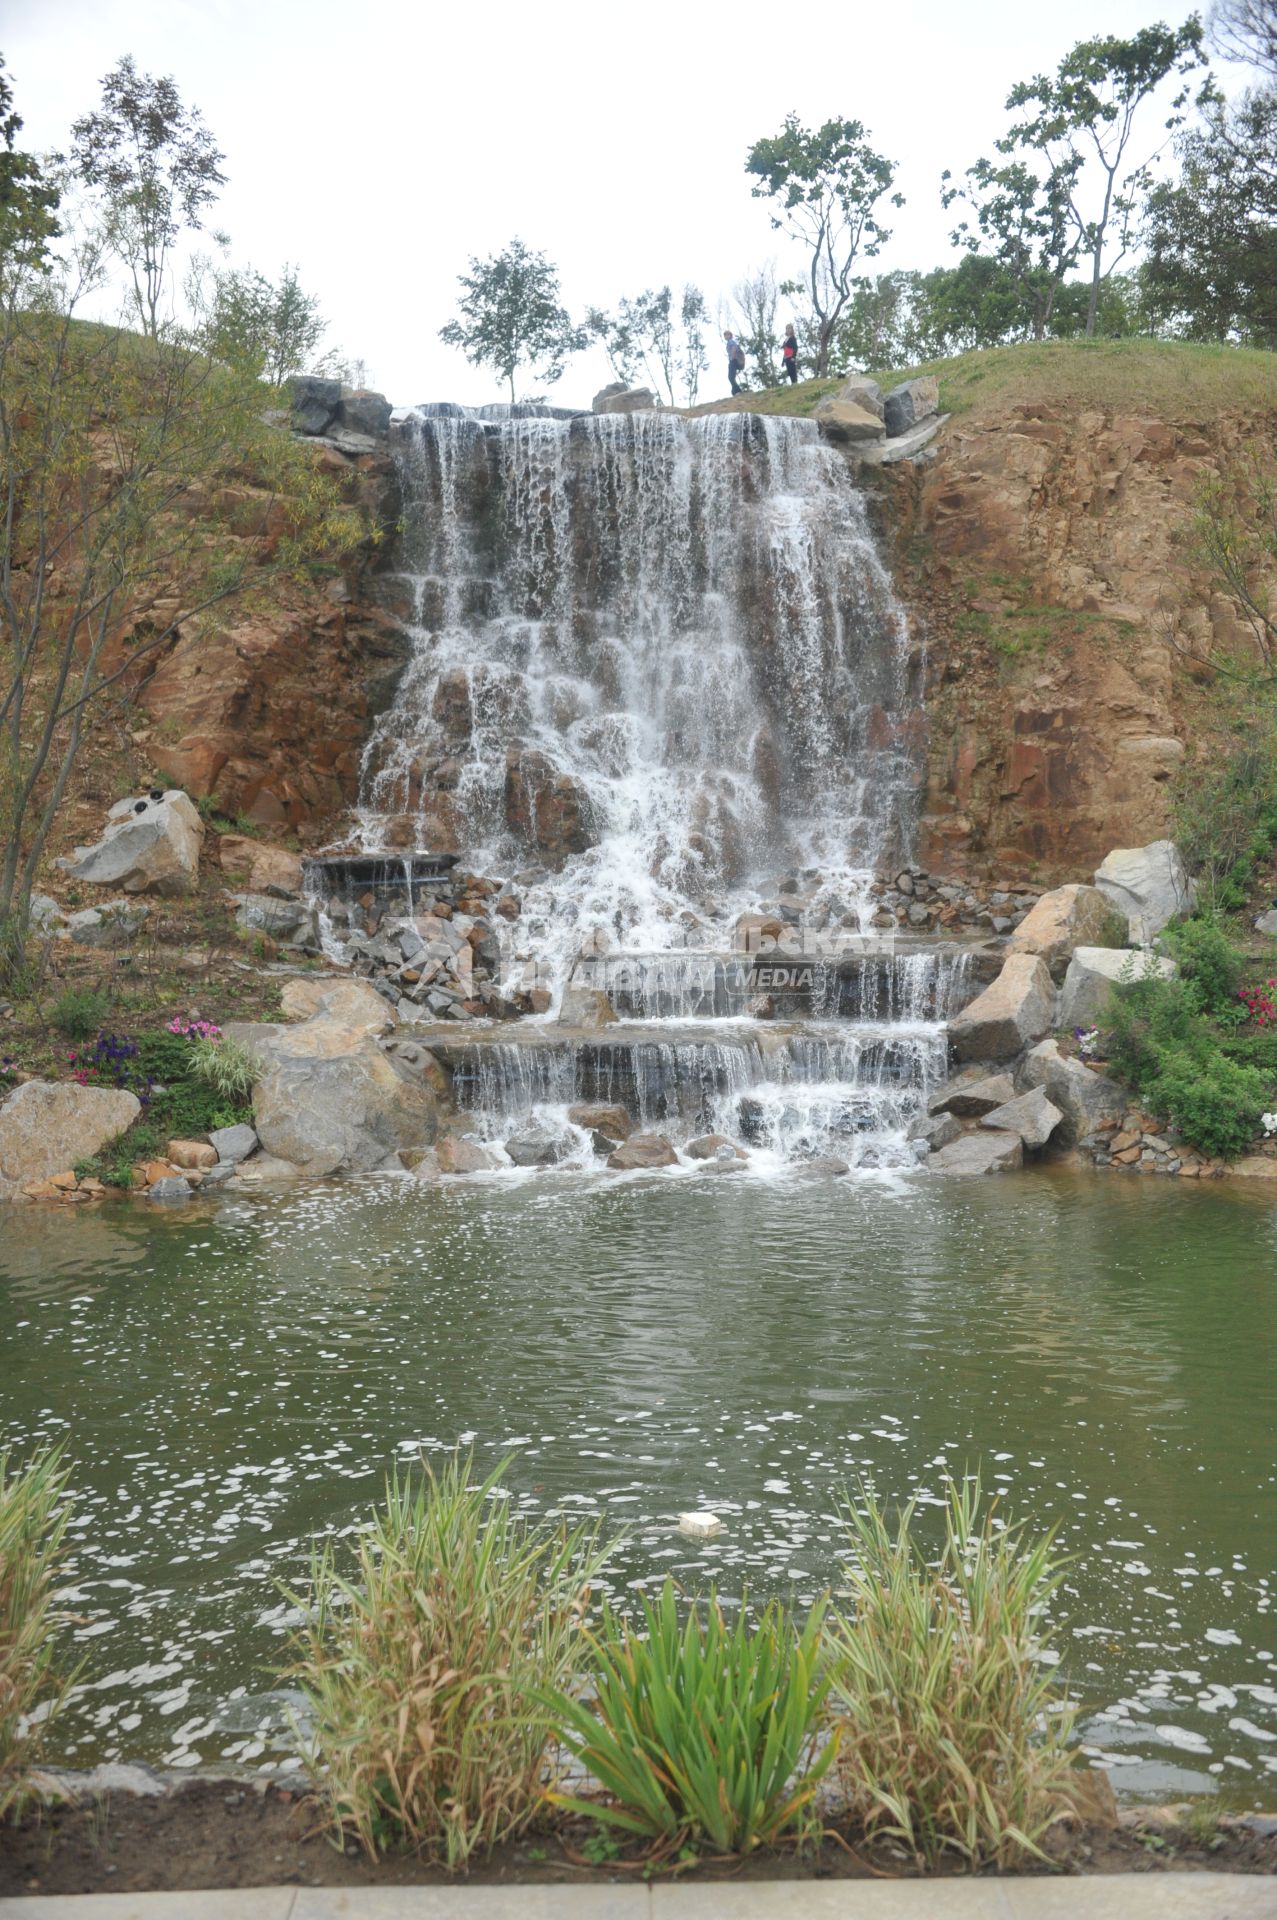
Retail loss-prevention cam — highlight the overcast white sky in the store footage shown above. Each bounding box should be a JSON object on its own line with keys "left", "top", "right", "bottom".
{"left": 5, "top": 0, "right": 1222, "bottom": 408}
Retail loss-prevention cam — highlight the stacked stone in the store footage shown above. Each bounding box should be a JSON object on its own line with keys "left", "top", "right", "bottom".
{"left": 1083, "top": 1112, "right": 1223, "bottom": 1179}
{"left": 867, "top": 869, "right": 1041, "bottom": 935}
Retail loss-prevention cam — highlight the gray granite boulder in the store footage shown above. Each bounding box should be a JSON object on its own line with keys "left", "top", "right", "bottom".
{"left": 979, "top": 1086, "right": 1064, "bottom": 1149}
{"left": 929, "top": 1130, "right": 1024, "bottom": 1176}
{"left": 1016, "top": 1040, "right": 1127, "bottom": 1148}
{"left": 949, "top": 955, "right": 1056, "bottom": 1063}
{"left": 1094, "top": 840, "right": 1195, "bottom": 942}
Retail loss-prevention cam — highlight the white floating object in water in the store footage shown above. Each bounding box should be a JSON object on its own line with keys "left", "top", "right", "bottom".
{"left": 678, "top": 1511, "right": 724, "bottom": 1540}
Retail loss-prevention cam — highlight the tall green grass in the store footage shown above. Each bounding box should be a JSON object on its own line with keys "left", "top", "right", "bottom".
{"left": 826, "top": 1478, "right": 1076, "bottom": 1869}
{"left": 282, "top": 1455, "right": 608, "bottom": 1866}
{"left": 547, "top": 1580, "right": 832, "bottom": 1854}
{"left": 0, "top": 1447, "right": 76, "bottom": 1816}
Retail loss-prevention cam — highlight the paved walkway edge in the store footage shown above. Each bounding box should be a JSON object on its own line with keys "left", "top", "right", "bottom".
{"left": 1, "top": 1872, "right": 1275, "bottom": 1919}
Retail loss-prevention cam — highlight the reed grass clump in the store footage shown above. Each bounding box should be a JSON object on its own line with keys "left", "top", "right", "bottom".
{"left": 826, "top": 1478, "right": 1075, "bottom": 1870}
{"left": 282, "top": 1455, "right": 607, "bottom": 1867}
{"left": 548, "top": 1579, "right": 832, "bottom": 1854}
{"left": 0, "top": 1446, "right": 76, "bottom": 1816}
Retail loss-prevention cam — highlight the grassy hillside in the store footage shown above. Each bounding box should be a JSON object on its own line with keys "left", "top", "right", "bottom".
{"left": 688, "top": 338, "right": 1277, "bottom": 425}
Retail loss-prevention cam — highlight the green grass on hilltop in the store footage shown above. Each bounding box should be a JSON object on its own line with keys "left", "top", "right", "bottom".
{"left": 688, "top": 337, "right": 1277, "bottom": 426}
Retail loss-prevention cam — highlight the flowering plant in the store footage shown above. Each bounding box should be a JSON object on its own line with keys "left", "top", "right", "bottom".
{"left": 1263, "top": 1112, "right": 1277, "bottom": 1137}
{"left": 67, "top": 1033, "right": 153, "bottom": 1104}
{"left": 167, "top": 1012, "right": 222, "bottom": 1042}
{"left": 1238, "top": 980, "right": 1277, "bottom": 1026}
{"left": 1073, "top": 1026, "right": 1102, "bottom": 1061}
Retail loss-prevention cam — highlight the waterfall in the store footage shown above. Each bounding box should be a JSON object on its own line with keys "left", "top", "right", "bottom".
{"left": 339, "top": 400, "right": 957, "bottom": 1171}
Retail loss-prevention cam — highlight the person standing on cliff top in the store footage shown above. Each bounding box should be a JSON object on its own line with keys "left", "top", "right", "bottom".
{"left": 780, "top": 324, "right": 799, "bottom": 384}
{"left": 725, "top": 330, "right": 746, "bottom": 396}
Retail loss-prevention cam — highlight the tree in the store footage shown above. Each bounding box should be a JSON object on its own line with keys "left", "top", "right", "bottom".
{"left": 996, "top": 22, "right": 1211, "bottom": 337}
{"left": 678, "top": 285, "right": 709, "bottom": 407}
{"left": 71, "top": 55, "right": 226, "bottom": 339}
{"left": 0, "top": 54, "right": 61, "bottom": 268}
{"left": 913, "top": 254, "right": 1032, "bottom": 353}
{"left": 730, "top": 265, "right": 782, "bottom": 386}
{"left": 1210, "top": 0, "right": 1277, "bottom": 75}
{"left": 832, "top": 271, "right": 925, "bottom": 371}
{"left": 745, "top": 115, "right": 904, "bottom": 376}
{"left": 942, "top": 154, "right": 1084, "bottom": 339}
{"left": 1142, "top": 88, "right": 1277, "bottom": 344}
{"left": 195, "top": 261, "right": 328, "bottom": 387}
{"left": 585, "top": 284, "right": 709, "bottom": 406}
{"left": 439, "top": 239, "right": 582, "bottom": 402}
{"left": 0, "top": 223, "right": 359, "bottom": 977}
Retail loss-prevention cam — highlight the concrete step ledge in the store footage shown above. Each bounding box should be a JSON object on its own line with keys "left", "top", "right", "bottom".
{"left": 2, "top": 1872, "right": 1275, "bottom": 1920}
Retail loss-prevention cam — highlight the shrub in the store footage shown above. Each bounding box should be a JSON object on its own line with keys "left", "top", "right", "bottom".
{"left": 189, "top": 1033, "right": 260, "bottom": 1100}
{"left": 49, "top": 986, "right": 111, "bottom": 1041}
{"left": 0, "top": 1447, "right": 76, "bottom": 1817}
{"left": 1165, "top": 917, "right": 1245, "bottom": 1017}
{"left": 282, "top": 1455, "right": 608, "bottom": 1867}
{"left": 826, "top": 1479, "right": 1076, "bottom": 1870}
{"left": 1144, "top": 1052, "right": 1268, "bottom": 1161}
{"left": 547, "top": 1581, "right": 832, "bottom": 1854}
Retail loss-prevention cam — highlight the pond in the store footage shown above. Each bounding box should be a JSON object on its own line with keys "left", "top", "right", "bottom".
{"left": 2, "top": 1167, "right": 1275, "bottom": 1806}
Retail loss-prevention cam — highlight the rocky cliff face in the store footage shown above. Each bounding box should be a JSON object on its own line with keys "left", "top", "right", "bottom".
{"left": 887, "top": 399, "right": 1268, "bottom": 882}
{"left": 130, "top": 427, "right": 408, "bottom": 837}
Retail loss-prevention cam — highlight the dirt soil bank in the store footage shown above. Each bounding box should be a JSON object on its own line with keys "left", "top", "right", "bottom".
{"left": 1, "top": 1784, "right": 1274, "bottom": 1897}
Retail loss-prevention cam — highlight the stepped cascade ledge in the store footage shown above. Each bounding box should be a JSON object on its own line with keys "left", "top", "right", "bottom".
{"left": 298, "top": 397, "right": 984, "bottom": 1171}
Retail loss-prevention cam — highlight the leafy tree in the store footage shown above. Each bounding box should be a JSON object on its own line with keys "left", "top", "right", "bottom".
{"left": 746, "top": 115, "right": 903, "bottom": 376}
{"left": 0, "top": 221, "right": 359, "bottom": 977}
{"left": 196, "top": 260, "right": 328, "bottom": 386}
{"left": 1142, "top": 87, "right": 1277, "bottom": 344}
{"left": 0, "top": 54, "right": 60, "bottom": 268}
{"left": 832, "top": 271, "right": 925, "bottom": 371}
{"left": 71, "top": 55, "right": 226, "bottom": 339}
{"left": 991, "top": 23, "right": 1211, "bottom": 338}
{"left": 942, "top": 154, "right": 1083, "bottom": 339}
{"left": 584, "top": 283, "right": 707, "bottom": 405}
{"left": 913, "top": 254, "right": 1032, "bottom": 353}
{"left": 439, "top": 239, "right": 582, "bottom": 402}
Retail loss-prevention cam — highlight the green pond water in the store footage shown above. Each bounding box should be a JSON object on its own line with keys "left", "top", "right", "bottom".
{"left": 2, "top": 1167, "right": 1275, "bottom": 1804}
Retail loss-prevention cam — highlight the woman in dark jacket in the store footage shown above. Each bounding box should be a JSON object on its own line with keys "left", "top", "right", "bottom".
{"left": 780, "top": 324, "right": 799, "bottom": 384}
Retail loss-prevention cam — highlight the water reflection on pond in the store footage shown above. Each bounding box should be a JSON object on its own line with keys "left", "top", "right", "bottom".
{"left": 2, "top": 1168, "right": 1275, "bottom": 1803}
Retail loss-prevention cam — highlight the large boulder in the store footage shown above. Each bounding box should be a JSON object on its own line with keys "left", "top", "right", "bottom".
{"left": 287, "top": 374, "right": 342, "bottom": 435}
{"left": 930, "top": 1071, "right": 1017, "bottom": 1118}
{"left": 813, "top": 397, "right": 886, "bottom": 445}
{"left": 948, "top": 954, "right": 1056, "bottom": 1063}
{"left": 607, "top": 1132, "right": 678, "bottom": 1170}
{"left": 218, "top": 836, "right": 303, "bottom": 898}
{"left": 882, "top": 376, "right": 939, "bottom": 437}
{"left": 234, "top": 893, "right": 320, "bottom": 949}
{"left": 568, "top": 1102, "right": 632, "bottom": 1142}
{"left": 0, "top": 1081, "right": 140, "bottom": 1203}
{"left": 556, "top": 984, "right": 617, "bottom": 1028}
{"left": 338, "top": 388, "right": 393, "bottom": 437}
{"left": 223, "top": 993, "right": 440, "bottom": 1176}
{"left": 1058, "top": 946, "right": 1176, "bottom": 1030}
{"left": 1017, "top": 1039, "right": 1127, "bottom": 1147}
{"left": 1007, "top": 884, "right": 1127, "bottom": 981}
{"left": 66, "top": 901, "right": 150, "bottom": 949}
{"left": 279, "top": 976, "right": 394, "bottom": 1033}
{"left": 592, "top": 383, "right": 658, "bottom": 415}
{"left": 1094, "top": 841, "right": 1195, "bottom": 942}
{"left": 836, "top": 375, "right": 884, "bottom": 418}
{"left": 61, "top": 791, "right": 204, "bottom": 897}
{"left": 929, "top": 1130, "right": 1024, "bottom": 1176}
{"left": 979, "top": 1086, "right": 1064, "bottom": 1150}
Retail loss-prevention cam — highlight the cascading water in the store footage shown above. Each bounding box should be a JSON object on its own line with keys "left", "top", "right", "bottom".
{"left": 342, "top": 400, "right": 965, "bottom": 1170}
